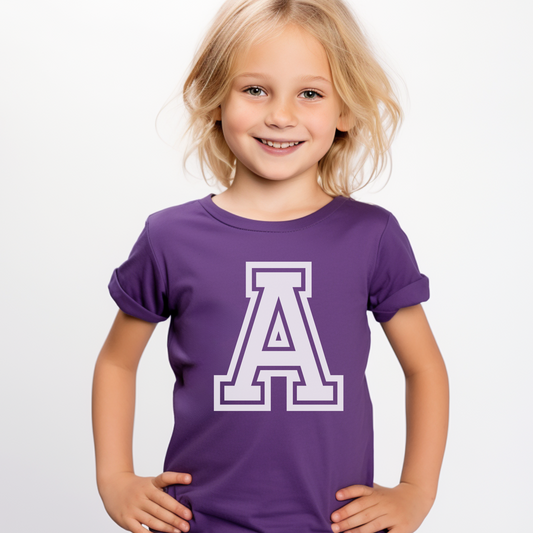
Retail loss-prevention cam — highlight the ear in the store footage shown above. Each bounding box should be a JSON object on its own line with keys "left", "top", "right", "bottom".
{"left": 212, "top": 106, "right": 222, "bottom": 122}
{"left": 336, "top": 110, "right": 354, "bottom": 132}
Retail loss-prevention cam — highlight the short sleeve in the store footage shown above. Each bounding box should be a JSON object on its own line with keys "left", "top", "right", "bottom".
{"left": 108, "top": 219, "right": 170, "bottom": 323}
{"left": 368, "top": 213, "right": 430, "bottom": 322}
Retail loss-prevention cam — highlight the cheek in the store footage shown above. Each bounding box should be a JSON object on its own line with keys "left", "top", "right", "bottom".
{"left": 305, "top": 108, "right": 340, "bottom": 139}
{"left": 221, "top": 101, "right": 253, "bottom": 138}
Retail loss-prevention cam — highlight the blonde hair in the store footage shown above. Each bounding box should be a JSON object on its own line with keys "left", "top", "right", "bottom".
{"left": 181, "top": 0, "right": 402, "bottom": 197}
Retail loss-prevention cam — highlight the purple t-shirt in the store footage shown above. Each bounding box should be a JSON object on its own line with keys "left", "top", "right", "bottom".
{"left": 109, "top": 193, "right": 429, "bottom": 533}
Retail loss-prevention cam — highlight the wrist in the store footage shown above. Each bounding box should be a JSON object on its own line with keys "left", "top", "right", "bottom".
{"left": 96, "top": 468, "right": 135, "bottom": 494}
{"left": 399, "top": 479, "right": 437, "bottom": 504}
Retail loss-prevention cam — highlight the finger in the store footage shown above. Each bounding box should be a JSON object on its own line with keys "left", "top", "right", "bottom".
{"left": 354, "top": 515, "right": 391, "bottom": 533}
{"left": 125, "top": 516, "right": 157, "bottom": 533}
{"left": 135, "top": 508, "right": 188, "bottom": 533}
{"left": 150, "top": 487, "right": 193, "bottom": 521}
{"left": 331, "top": 494, "right": 379, "bottom": 523}
{"left": 335, "top": 484, "right": 374, "bottom": 501}
{"left": 141, "top": 499, "right": 191, "bottom": 532}
{"left": 331, "top": 503, "right": 384, "bottom": 533}
{"left": 154, "top": 471, "right": 192, "bottom": 489}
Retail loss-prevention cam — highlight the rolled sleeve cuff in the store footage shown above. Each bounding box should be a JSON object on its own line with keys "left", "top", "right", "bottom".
{"left": 108, "top": 269, "right": 168, "bottom": 323}
{"left": 371, "top": 276, "right": 430, "bottom": 323}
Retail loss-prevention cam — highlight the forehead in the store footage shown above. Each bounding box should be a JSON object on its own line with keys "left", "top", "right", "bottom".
{"left": 232, "top": 24, "right": 332, "bottom": 82}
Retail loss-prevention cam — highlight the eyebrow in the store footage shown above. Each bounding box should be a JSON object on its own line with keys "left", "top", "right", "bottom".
{"left": 235, "top": 72, "right": 332, "bottom": 85}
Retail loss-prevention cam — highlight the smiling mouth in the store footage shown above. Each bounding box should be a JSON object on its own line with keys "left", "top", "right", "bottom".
{"left": 255, "top": 137, "right": 304, "bottom": 149}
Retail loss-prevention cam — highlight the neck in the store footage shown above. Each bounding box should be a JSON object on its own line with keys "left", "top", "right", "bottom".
{"left": 213, "top": 162, "right": 333, "bottom": 221}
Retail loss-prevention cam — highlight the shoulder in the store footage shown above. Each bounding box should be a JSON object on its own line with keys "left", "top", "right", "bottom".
{"left": 138, "top": 196, "right": 209, "bottom": 251}
{"left": 143, "top": 195, "right": 210, "bottom": 236}
{"left": 147, "top": 196, "right": 204, "bottom": 227}
{"left": 337, "top": 196, "right": 396, "bottom": 234}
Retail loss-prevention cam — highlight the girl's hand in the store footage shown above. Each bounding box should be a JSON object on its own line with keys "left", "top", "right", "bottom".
{"left": 330, "top": 482, "right": 434, "bottom": 533}
{"left": 99, "top": 471, "right": 193, "bottom": 533}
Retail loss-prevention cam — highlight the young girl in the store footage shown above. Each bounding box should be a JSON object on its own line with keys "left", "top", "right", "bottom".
{"left": 92, "top": 1, "right": 449, "bottom": 532}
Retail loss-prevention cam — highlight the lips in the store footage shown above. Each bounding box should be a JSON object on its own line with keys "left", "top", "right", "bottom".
{"left": 253, "top": 137, "right": 305, "bottom": 156}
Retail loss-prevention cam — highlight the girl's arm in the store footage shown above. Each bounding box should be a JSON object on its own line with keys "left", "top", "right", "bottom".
{"left": 92, "top": 310, "right": 193, "bottom": 533}
{"left": 331, "top": 304, "right": 449, "bottom": 533}
{"left": 381, "top": 303, "right": 449, "bottom": 501}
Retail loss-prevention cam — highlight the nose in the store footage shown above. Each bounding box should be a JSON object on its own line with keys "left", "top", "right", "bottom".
{"left": 265, "top": 97, "right": 297, "bottom": 129}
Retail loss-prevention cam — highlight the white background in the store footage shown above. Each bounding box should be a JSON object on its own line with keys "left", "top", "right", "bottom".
{"left": 1, "top": 0, "right": 532, "bottom": 531}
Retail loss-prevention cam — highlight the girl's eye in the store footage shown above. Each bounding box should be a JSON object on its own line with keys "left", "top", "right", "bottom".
{"left": 300, "top": 90, "right": 322, "bottom": 100}
{"left": 245, "top": 87, "right": 266, "bottom": 97}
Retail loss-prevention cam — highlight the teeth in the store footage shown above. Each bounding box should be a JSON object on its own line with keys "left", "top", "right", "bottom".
{"left": 260, "top": 139, "right": 300, "bottom": 148}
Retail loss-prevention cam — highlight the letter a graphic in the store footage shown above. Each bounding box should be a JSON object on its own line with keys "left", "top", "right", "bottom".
{"left": 214, "top": 262, "right": 343, "bottom": 411}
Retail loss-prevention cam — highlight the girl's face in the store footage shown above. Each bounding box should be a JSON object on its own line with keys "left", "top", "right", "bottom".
{"left": 217, "top": 24, "right": 348, "bottom": 189}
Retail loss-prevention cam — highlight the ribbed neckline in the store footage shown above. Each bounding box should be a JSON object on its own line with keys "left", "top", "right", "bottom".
{"left": 199, "top": 193, "right": 348, "bottom": 232}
